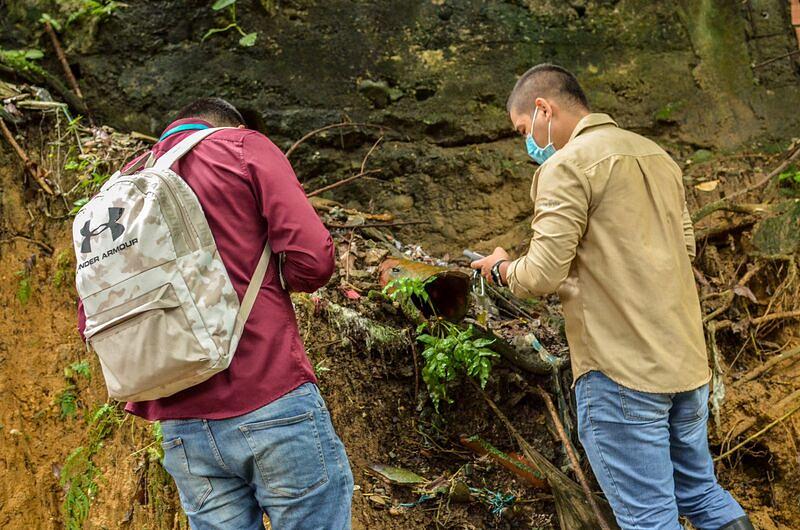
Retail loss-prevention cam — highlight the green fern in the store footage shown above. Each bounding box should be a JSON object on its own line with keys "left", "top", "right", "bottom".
{"left": 57, "top": 385, "right": 79, "bottom": 419}
{"left": 382, "top": 276, "right": 436, "bottom": 316}
{"left": 60, "top": 446, "right": 99, "bottom": 530}
{"left": 416, "top": 322, "right": 498, "bottom": 410}
{"left": 16, "top": 271, "right": 32, "bottom": 305}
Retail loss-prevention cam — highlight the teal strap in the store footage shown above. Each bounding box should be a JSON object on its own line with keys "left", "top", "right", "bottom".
{"left": 158, "top": 123, "right": 210, "bottom": 142}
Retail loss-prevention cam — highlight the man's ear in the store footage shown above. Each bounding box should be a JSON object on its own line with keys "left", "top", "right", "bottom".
{"left": 535, "top": 97, "right": 554, "bottom": 119}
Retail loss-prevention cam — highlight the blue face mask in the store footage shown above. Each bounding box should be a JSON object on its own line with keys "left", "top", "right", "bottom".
{"left": 525, "top": 107, "right": 557, "bottom": 164}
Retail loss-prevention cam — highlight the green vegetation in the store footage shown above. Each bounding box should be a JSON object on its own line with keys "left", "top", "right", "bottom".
{"left": 61, "top": 116, "right": 113, "bottom": 215}
{"left": 60, "top": 446, "right": 99, "bottom": 530}
{"left": 16, "top": 270, "right": 32, "bottom": 305}
{"left": 53, "top": 250, "right": 74, "bottom": 288}
{"left": 416, "top": 322, "right": 497, "bottom": 410}
{"left": 778, "top": 166, "right": 800, "bottom": 185}
{"left": 56, "top": 360, "right": 91, "bottom": 420}
{"left": 0, "top": 48, "right": 46, "bottom": 76}
{"left": 38, "top": 0, "right": 120, "bottom": 32}
{"left": 203, "top": 0, "right": 258, "bottom": 47}
{"left": 60, "top": 402, "right": 125, "bottom": 529}
{"left": 382, "top": 276, "right": 436, "bottom": 317}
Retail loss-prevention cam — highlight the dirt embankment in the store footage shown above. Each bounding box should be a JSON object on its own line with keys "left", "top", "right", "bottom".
{"left": 2, "top": 1, "right": 800, "bottom": 528}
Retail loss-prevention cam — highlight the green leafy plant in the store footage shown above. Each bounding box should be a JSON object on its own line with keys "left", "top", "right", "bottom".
{"left": 382, "top": 276, "right": 436, "bottom": 316}
{"left": 16, "top": 270, "right": 32, "bottom": 305}
{"left": 63, "top": 120, "right": 112, "bottom": 215}
{"left": 59, "top": 402, "right": 124, "bottom": 527}
{"left": 149, "top": 421, "right": 164, "bottom": 461}
{"left": 60, "top": 446, "right": 99, "bottom": 530}
{"left": 66, "top": 360, "right": 91, "bottom": 380}
{"left": 89, "top": 402, "right": 125, "bottom": 442}
{"left": 56, "top": 360, "right": 91, "bottom": 419}
{"left": 57, "top": 386, "right": 79, "bottom": 419}
{"left": 64, "top": 0, "right": 120, "bottom": 27}
{"left": 778, "top": 166, "right": 800, "bottom": 197}
{"left": 203, "top": 0, "right": 258, "bottom": 47}
{"left": 53, "top": 250, "right": 74, "bottom": 287}
{"left": 416, "top": 322, "right": 498, "bottom": 410}
{"left": 0, "top": 48, "right": 46, "bottom": 78}
{"left": 778, "top": 166, "right": 800, "bottom": 184}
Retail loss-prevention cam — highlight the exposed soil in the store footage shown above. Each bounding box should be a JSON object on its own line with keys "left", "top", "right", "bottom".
{"left": 1, "top": 139, "right": 799, "bottom": 529}
{"left": 1, "top": 1, "right": 800, "bottom": 528}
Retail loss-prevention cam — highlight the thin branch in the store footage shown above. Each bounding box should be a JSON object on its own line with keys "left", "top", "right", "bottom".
{"left": 734, "top": 345, "right": 800, "bottom": 387}
{"left": 43, "top": 21, "right": 83, "bottom": 99}
{"left": 360, "top": 136, "right": 383, "bottom": 174}
{"left": 284, "top": 122, "right": 386, "bottom": 159}
{"left": 0, "top": 234, "right": 54, "bottom": 254}
{"left": 307, "top": 169, "right": 381, "bottom": 198}
{"left": 692, "top": 144, "right": 800, "bottom": 223}
{"left": 729, "top": 388, "right": 800, "bottom": 440}
{"left": 714, "top": 400, "right": 800, "bottom": 461}
{"left": 535, "top": 387, "right": 614, "bottom": 530}
{"left": 752, "top": 49, "right": 800, "bottom": 69}
{"left": 0, "top": 118, "right": 55, "bottom": 195}
{"left": 324, "top": 220, "right": 426, "bottom": 229}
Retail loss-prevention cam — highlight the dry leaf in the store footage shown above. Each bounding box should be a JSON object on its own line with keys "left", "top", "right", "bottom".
{"left": 695, "top": 180, "right": 719, "bottom": 192}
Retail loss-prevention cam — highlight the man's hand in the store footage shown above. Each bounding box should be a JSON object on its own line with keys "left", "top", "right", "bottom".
{"left": 470, "top": 247, "right": 511, "bottom": 285}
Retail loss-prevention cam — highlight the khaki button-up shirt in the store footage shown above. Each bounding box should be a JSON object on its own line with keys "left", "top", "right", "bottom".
{"left": 507, "top": 113, "right": 710, "bottom": 393}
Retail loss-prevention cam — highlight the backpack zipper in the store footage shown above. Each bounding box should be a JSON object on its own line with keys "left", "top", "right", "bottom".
{"left": 157, "top": 173, "right": 201, "bottom": 251}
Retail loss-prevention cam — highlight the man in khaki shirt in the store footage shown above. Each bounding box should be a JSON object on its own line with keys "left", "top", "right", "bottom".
{"left": 471, "top": 64, "right": 751, "bottom": 530}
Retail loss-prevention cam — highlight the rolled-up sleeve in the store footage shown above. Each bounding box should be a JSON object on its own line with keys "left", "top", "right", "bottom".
{"left": 243, "top": 133, "right": 335, "bottom": 292}
{"left": 507, "top": 160, "right": 590, "bottom": 298}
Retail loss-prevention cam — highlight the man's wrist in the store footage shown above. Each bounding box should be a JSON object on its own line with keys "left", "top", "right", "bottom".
{"left": 499, "top": 260, "right": 511, "bottom": 286}
{"left": 491, "top": 259, "right": 508, "bottom": 286}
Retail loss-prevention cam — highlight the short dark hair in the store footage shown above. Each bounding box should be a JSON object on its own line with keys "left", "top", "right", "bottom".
{"left": 173, "top": 97, "right": 245, "bottom": 127}
{"left": 506, "top": 64, "right": 589, "bottom": 115}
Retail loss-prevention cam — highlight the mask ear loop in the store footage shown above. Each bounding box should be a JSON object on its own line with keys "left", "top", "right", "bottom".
{"left": 546, "top": 111, "right": 552, "bottom": 146}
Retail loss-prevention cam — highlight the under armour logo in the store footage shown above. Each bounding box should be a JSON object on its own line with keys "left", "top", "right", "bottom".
{"left": 80, "top": 207, "right": 125, "bottom": 253}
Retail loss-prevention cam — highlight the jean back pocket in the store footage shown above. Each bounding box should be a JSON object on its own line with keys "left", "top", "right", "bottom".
{"left": 160, "top": 437, "right": 213, "bottom": 512}
{"left": 240, "top": 411, "right": 329, "bottom": 498}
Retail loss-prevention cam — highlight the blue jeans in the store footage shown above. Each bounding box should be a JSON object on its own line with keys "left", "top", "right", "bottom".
{"left": 159, "top": 383, "right": 354, "bottom": 529}
{"left": 575, "top": 371, "right": 744, "bottom": 530}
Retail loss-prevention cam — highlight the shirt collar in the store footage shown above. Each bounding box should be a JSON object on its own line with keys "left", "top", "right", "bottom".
{"left": 569, "top": 113, "right": 618, "bottom": 143}
{"left": 158, "top": 118, "right": 214, "bottom": 143}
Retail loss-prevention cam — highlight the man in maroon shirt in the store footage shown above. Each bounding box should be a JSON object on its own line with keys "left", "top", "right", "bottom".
{"left": 78, "top": 98, "right": 353, "bottom": 529}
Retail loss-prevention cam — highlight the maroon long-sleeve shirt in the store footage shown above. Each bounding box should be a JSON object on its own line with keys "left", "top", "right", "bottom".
{"left": 77, "top": 118, "right": 334, "bottom": 420}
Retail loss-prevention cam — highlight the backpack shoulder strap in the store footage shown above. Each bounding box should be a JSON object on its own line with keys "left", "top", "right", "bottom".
{"left": 152, "top": 127, "right": 232, "bottom": 171}
{"left": 231, "top": 242, "right": 272, "bottom": 346}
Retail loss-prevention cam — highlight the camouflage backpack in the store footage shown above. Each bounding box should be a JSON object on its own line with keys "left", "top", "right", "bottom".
{"left": 72, "top": 128, "right": 271, "bottom": 402}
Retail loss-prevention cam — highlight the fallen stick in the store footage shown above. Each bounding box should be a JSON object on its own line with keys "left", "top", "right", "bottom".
{"left": 535, "top": 386, "right": 612, "bottom": 530}
{"left": 324, "top": 220, "right": 426, "bottom": 229}
{"left": 43, "top": 21, "right": 83, "bottom": 99}
{"left": 0, "top": 234, "right": 54, "bottom": 254}
{"left": 460, "top": 434, "right": 548, "bottom": 490}
{"left": 752, "top": 49, "right": 800, "bottom": 69}
{"left": 0, "top": 55, "right": 89, "bottom": 117}
{"left": 284, "top": 122, "right": 386, "bottom": 159}
{"left": 715, "top": 399, "right": 800, "bottom": 461}
{"left": 0, "top": 118, "right": 55, "bottom": 195}
{"left": 734, "top": 346, "right": 800, "bottom": 387}
{"left": 692, "top": 144, "right": 800, "bottom": 223}
{"left": 307, "top": 169, "right": 381, "bottom": 197}
{"left": 470, "top": 379, "right": 618, "bottom": 530}
{"left": 729, "top": 388, "right": 800, "bottom": 440}
{"left": 714, "top": 309, "right": 800, "bottom": 332}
